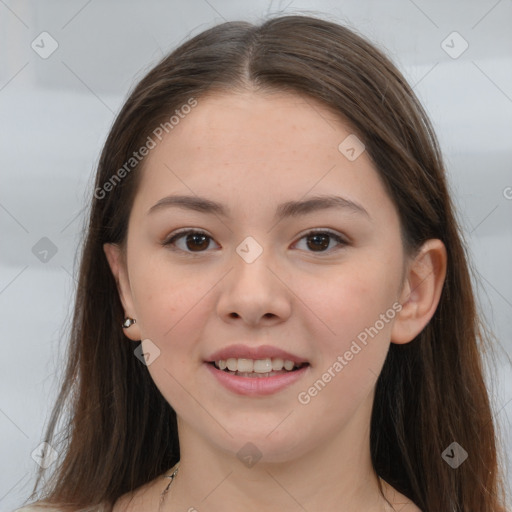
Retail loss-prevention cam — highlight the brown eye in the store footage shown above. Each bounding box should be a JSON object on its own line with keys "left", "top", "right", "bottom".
{"left": 295, "top": 230, "right": 348, "bottom": 253}
{"left": 184, "top": 233, "right": 210, "bottom": 251}
{"left": 163, "top": 229, "right": 347, "bottom": 255}
{"left": 307, "top": 233, "right": 330, "bottom": 251}
{"left": 163, "top": 230, "right": 218, "bottom": 253}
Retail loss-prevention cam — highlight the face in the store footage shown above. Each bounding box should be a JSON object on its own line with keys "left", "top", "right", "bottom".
{"left": 107, "top": 91, "right": 409, "bottom": 463}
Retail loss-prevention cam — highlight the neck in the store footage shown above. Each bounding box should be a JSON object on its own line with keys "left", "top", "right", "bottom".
{"left": 163, "top": 401, "right": 394, "bottom": 511}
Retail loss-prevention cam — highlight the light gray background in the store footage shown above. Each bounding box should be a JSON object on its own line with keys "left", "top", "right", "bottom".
{"left": 1, "top": 1, "right": 511, "bottom": 510}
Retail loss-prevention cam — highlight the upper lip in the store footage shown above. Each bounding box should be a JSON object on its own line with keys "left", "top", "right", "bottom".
{"left": 206, "top": 344, "right": 308, "bottom": 364}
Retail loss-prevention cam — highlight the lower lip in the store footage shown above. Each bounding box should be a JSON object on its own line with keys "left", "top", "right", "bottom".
{"left": 205, "top": 363, "right": 309, "bottom": 396}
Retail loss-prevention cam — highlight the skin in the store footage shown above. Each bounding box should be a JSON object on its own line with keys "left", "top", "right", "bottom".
{"left": 105, "top": 90, "right": 446, "bottom": 512}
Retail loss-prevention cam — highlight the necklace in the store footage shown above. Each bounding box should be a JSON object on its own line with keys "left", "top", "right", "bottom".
{"left": 160, "top": 461, "right": 180, "bottom": 504}
{"left": 159, "top": 463, "right": 395, "bottom": 511}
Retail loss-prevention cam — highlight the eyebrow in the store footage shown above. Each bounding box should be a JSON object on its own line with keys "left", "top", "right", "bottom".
{"left": 147, "top": 194, "right": 371, "bottom": 220}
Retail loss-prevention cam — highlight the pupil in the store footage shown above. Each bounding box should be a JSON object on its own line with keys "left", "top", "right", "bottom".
{"left": 186, "top": 234, "right": 209, "bottom": 251}
{"left": 184, "top": 233, "right": 330, "bottom": 252}
{"left": 307, "top": 233, "right": 329, "bottom": 251}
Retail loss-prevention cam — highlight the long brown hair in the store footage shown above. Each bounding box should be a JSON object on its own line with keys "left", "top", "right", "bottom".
{"left": 24, "top": 14, "right": 509, "bottom": 512}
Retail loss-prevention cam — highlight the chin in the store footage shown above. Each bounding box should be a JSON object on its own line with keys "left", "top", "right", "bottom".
{"left": 210, "top": 426, "right": 312, "bottom": 466}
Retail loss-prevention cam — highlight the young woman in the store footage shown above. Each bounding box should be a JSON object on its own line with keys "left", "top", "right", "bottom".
{"left": 17, "top": 14, "right": 509, "bottom": 512}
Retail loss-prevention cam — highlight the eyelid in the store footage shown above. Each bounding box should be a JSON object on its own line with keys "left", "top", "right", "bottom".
{"left": 292, "top": 228, "right": 349, "bottom": 253}
{"left": 162, "top": 228, "right": 217, "bottom": 253}
{"left": 295, "top": 228, "right": 349, "bottom": 244}
{"left": 163, "top": 227, "right": 210, "bottom": 242}
{"left": 162, "top": 228, "right": 349, "bottom": 254}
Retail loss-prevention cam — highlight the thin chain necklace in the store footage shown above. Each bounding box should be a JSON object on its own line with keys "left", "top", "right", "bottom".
{"left": 159, "top": 461, "right": 180, "bottom": 506}
{"left": 159, "top": 462, "right": 397, "bottom": 511}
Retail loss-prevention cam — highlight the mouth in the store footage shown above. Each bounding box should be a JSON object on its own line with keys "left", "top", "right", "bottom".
{"left": 204, "top": 345, "right": 311, "bottom": 395}
{"left": 207, "top": 358, "right": 310, "bottom": 378}
{"left": 205, "top": 357, "right": 310, "bottom": 396}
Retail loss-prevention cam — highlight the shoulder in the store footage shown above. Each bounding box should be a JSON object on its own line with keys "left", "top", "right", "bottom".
{"left": 380, "top": 479, "right": 423, "bottom": 512}
{"left": 113, "top": 473, "right": 171, "bottom": 512}
{"left": 14, "top": 505, "right": 64, "bottom": 512}
{"left": 14, "top": 503, "right": 104, "bottom": 512}
{"left": 16, "top": 469, "right": 175, "bottom": 512}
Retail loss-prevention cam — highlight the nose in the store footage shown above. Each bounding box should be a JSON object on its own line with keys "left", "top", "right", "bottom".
{"left": 216, "top": 246, "right": 292, "bottom": 327}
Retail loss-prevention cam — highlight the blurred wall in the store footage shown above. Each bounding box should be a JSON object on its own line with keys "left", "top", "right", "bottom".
{"left": 1, "top": 1, "right": 511, "bottom": 510}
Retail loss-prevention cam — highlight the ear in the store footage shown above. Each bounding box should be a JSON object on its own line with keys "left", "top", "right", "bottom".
{"left": 391, "top": 239, "right": 447, "bottom": 344}
{"left": 103, "top": 243, "right": 141, "bottom": 341}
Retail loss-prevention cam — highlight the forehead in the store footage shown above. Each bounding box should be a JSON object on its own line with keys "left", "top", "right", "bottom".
{"left": 132, "top": 90, "right": 396, "bottom": 223}
{"left": 165, "top": 91, "right": 349, "bottom": 159}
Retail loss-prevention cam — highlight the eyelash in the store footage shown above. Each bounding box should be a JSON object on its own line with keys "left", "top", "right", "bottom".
{"left": 162, "top": 229, "right": 349, "bottom": 256}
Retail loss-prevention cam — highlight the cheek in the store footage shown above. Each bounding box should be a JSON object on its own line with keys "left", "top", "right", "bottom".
{"left": 129, "top": 254, "right": 205, "bottom": 342}
{"left": 301, "top": 257, "right": 400, "bottom": 341}
{"left": 129, "top": 260, "right": 214, "bottom": 405}
{"left": 293, "top": 264, "right": 396, "bottom": 429}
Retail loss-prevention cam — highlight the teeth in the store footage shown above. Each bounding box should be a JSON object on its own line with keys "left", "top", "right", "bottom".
{"left": 283, "top": 359, "right": 295, "bottom": 371}
{"left": 272, "top": 357, "right": 284, "bottom": 371}
{"left": 237, "top": 358, "right": 254, "bottom": 372}
{"left": 253, "top": 359, "right": 272, "bottom": 373}
{"left": 214, "top": 357, "right": 302, "bottom": 373}
{"left": 226, "top": 358, "right": 238, "bottom": 371}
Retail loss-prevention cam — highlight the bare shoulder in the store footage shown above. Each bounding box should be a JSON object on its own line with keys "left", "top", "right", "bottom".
{"left": 15, "top": 505, "right": 67, "bottom": 512}
{"left": 15, "top": 502, "right": 108, "bottom": 512}
{"left": 113, "top": 473, "right": 169, "bottom": 512}
{"left": 380, "top": 479, "right": 423, "bottom": 512}
{"left": 15, "top": 504, "right": 65, "bottom": 512}
{"left": 398, "top": 502, "right": 422, "bottom": 512}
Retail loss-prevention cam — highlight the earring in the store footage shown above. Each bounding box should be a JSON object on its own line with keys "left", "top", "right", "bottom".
{"left": 122, "top": 317, "right": 136, "bottom": 328}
